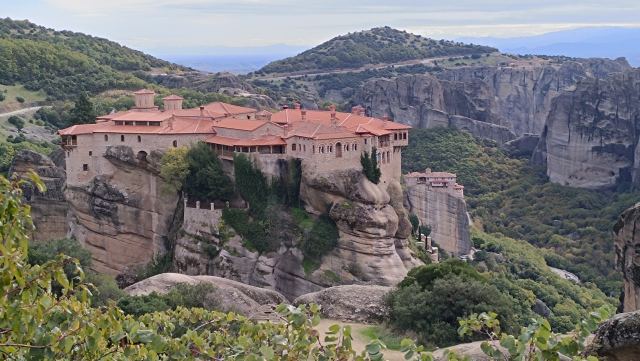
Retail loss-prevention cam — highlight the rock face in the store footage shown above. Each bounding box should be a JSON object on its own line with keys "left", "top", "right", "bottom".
{"left": 301, "top": 167, "right": 421, "bottom": 287}
{"left": 586, "top": 310, "right": 640, "bottom": 361}
{"left": 613, "top": 203, "right": 640, "bottom": 313}
{"left": 124, "top": 273, "right": 287, "bottom": 317}
{"left": 9, "top": 149, "right": 69, "bottom": 241}
{"left": 355, "top": 59, "right": 631, "bottom": 143}
{"left": 66, "top": 146, "right": 180, "bottom": 274}
{"left": 173, "top": 167, "right": 421, "bottom": 300}
{"left": 293, "top": 285, "right": 392, "bottom": 323}
{"left": 534, "top": 69, "right": 640, "bottom": 189}
{"left": 405, "top": 182, "right": 471, "bottom": 255}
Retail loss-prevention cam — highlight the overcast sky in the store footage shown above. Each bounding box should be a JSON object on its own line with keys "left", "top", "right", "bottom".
{"left": 5, "top": 0, "right": 640, "bottom": 53}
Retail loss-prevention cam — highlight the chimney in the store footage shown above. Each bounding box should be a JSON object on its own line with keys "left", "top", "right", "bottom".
{"left": 382, "top": 114, "right": 393, "bottom": 122}
{"left": 200, "top": 106, "right": 205, "bottom": 117}
{"left": 294, "top": 102, "right": 301, "bottom": 110}
{"left": 351, "top": 105, "right": 364, "bottom": 116}
{"left": 329, "top": 104, "right": 337, "bottom": 126}
{"left": 301, "top": 109, "right": 307, "bottom": 121}
{"left": 163, "top": 94, "right": 183, "bottom": 111}
{"left": 282, "top": 104, "right": 289, "bottom": 110}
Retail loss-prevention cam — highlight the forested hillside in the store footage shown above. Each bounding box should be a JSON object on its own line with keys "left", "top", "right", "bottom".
{"left": 0, "top": 18, "right": 191, "bottom": 100}
{"left": 259, "top": 26, "right": 496, "bottom": 74}
{"left": 403, "top": 128, "right": 636, "bottom": 296}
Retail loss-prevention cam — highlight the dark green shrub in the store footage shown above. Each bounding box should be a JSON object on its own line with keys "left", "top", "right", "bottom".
{"left": 399, "top": 259, "right": 485, "bottom": 290}
{"left": 15, "top": 96, "right": 25, "bottom": 103}
{"left": 233, "top": 153, "right": 269, "bottom": 214}
{"left": 360, "top": 147, "right": 381, "bottom": 184}
{"left": 8, "top": 115, "right": 25, "bottom": 130}
{"left": 300, "top": 214, "right": 339, "bottom": 260}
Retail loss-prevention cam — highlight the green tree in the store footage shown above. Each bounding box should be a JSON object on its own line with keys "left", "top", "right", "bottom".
{"left": 159, "top": 146, "right": 189, "bottom": 192}
{"left": 360, "top": 147, "right": 381, "bottom": 184}
{"left": 184, "top": 142, "right": 233, "bottom": 202}
{"left": 69, "top": 93, "right": 96, "bottom": 124}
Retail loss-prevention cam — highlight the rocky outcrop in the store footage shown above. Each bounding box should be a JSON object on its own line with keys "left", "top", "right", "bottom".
{"left": 586, "top": 310, "right": 640, "bottom": 361}
{"left": 405, "top": 183, "right": 471, "bottom": 256}
{"left": 301, "top": 167, "right": 421, "bottom": 287}
{"left": 66, "top": 146, "right": 179, "bottom": 274}
{"left": 613, "top": 203, "right": 640, "bottom": 313}
{"left": 9, "top": 149, "right": 69, "bottom": 241}
{"left": 355, "top": 58, "right": 631, "bottom": 142}
{"left": 534, "top": 69, "right": 640, "bottom": 189}
{"left": 124, "top": 273, "right": 287, "bottom": 316}
{"left": 293, "top": 285, "right": 392, "bottom": 323}
{"left": 173, "top": 167, "right": 421, "bottom": 300}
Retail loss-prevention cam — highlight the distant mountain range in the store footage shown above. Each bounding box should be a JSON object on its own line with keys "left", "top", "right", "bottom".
{"left": 459, "top": 27, "right": 640, "bottom": 66}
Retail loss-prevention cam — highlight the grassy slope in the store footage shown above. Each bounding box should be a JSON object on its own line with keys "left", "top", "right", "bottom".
{"left": 403, "top": 127, "right": 633, "bottom": 296}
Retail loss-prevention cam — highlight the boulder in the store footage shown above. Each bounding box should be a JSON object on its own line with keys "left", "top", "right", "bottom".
{"left": 293, "top": 285, "right": 392, "bottom": 323}
{"left": 125, "top": 273, "right": 288, "bottom": 316}
{"left": 586, "top": 310, "right": 640, "bottom": 361}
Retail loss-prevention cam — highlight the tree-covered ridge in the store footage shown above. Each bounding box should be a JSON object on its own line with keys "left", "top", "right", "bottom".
{"left": 259, "top": 26, "right": 496, "bottom": 74}
{"left": 403, "top": 127, "right": 636, "bottom": 296}
{"left": 0, "top": 18, "right": 185, "bottom": 72}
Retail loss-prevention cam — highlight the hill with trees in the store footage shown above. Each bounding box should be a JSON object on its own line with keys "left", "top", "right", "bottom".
{"left": 258, "top": 26, "right": 496, "bottom": 74}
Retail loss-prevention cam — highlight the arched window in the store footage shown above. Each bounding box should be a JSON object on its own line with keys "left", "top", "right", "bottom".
{"left": 120, "top": 135, "right": 125, "bottom": 142}
{"left": 335, "top": 142, "right": 342, "bottom": 158}
{"left": 312, "top": 145, "right": 316, "bottom": 153}
{"left": 137, "top": 135, "right": 142, "bottom": 143}
{"left": 172, "top": 140, "right": 177, "bottom": 147}
{"left": 292, "top": 144, "right": 297, "bottom": 151}
{"left": 353, "top": 143, "right": 357, "bottom": 151}
{"left": 328, "top": 145, "right": 333, "bottom": 153}
{"left": 104, "top": 134, "right": 108, "bottom": 142}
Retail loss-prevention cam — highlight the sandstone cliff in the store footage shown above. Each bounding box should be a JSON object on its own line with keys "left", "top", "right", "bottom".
{"left": 66, "top": 146, "right": 180, "bottom": 274}
{"left": 534, "top": 69, "right": 640, "bottom": 189}
{"left": 404, "top": 182, "right": 471, "bottom": 256}
{"left": 172, "top": 166, "right": 421, "bottom": 299}
{"left": 613, "top": 203, "right": 640, "bottom": 313}
{"left": 355, "top": 58, "right": 631, "bottom": 143}
{"left": 9, "top": 149, "right": 69, "bottom": 242}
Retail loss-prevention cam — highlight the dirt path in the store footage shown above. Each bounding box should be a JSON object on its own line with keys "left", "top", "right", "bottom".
{"left": 0, "top": 106, "right": 42, "bottom": 118}
{"left": 316, "top": 319, "right": 405, "bottom": 361}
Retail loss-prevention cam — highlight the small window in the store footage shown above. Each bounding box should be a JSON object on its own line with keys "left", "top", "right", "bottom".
{"left": 82, "top": 164, "right": 89, "bottom": 171}
{"left": 364, "top": 139, "right": 368, "bottom": 145}
{"left": 394, "top": 133, "right": 398, "bottom": 140}
{"left": 403, "top": 132, "right": 407, "bottom": 140}
{"left": 247, "top": 115, "right": 251, "bottom": 120}
{"left": 137, "top": 135, "right": 141, "bottom": 143}
{"left": 329, "top": 145, "right": 333, "bottom": 153}
{"left": 104, "top": 134, "right": 108, "bottom": 141}
{"left": 172, "top": 140, "right": 178, "bottom": 147}
{"left": 292, "top": 144, "right": 297, "bottom": 151}
{"left": 303, "top": 144, "right": 306, "bottom": 152}
{"left": 312, "top": 145, "right": 316, "bottom": 153}
{"left": 353, "top": 143, "right": 358, "bottom": 151}
{"left": 89, "top": 151, "right": 92, "bottom": 156}
{"left": 120, "top": 135, "right": 125, "bottom": 142}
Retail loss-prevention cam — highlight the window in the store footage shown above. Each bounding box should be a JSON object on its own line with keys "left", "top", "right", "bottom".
{"left": 312, "top": 145, "right": 316, "bottom": 154}
{"left": 89, "top": 151, "right": 92, "bottom": 156}
{"left": 353, "top": 143, "right": 358, "bottom": 151}
{"left": 172, "top": 140, "right": 178, "bottom": 147}
{"left": 125, "top": 121, "right": 133, "bottom": 126}
{"left": 150, "top": 121, "right": 160, "bottom": 126}
{"left": 364, "top": 139, "right": 368, "bottom": 145}
{"left": 292, "top": 144, "right": 297, "bottom": 151}
{"left": 303, "top": 144, "right": 306, "bottom": 152}
{"left": 82, "top": 164, "right": 89, "bottom": 171}
{"left": 394, "top": 133, "right": 398, "bottom": 140}
{"left": 137, "top": 135, "right": 142, "bottom": 143}
{"left": 104, "top": 134, "right": 108, "bottom": 141}
{"left": 403, "top": 132, "right": 407, "bottom": 140}
{"left": 328, "top": 145, "right": 333, "bottom": 153}
{"left": 120, "top": 135, "right": 125, "bottom": 142}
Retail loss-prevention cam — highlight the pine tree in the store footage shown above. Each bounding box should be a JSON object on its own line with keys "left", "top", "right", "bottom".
{"left": 69, "top": 93, "right": 96, "bottom": 124}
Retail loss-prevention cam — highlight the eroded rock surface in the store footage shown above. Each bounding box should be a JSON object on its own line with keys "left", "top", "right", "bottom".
{"left": 586, "top": 310, "right": 640, "bottom": 361}
{"left": 355, "top": 59, "right": 631, "bottom": 142}
{"left": 293, "top": 285, "right": 391, "bottom": 323}
{"left": 66, "top": 146, "right": 179, "bottom": 274}
{"left": 9, "top": 149, "right": 69, "bottom": 241}
{"left": 535, "top": 69, "right": 640, "bottom": 189}
{"left": 124, "top": 273, "right": 287, "bottom": 316}
{"left": 614, "top": 203, "right": 640, "bottom": 313}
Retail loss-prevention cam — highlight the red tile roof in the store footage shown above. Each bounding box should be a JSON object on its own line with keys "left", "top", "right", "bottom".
{"left": 206, "top": 135, "right": 286, "bottom": 146}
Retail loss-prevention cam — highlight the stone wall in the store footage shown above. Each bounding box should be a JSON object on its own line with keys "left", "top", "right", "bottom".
{"left": 182, "top": 200, "right": 223, "bottom": 236}
{"left": 614, "top": 203, "right": 640, "bottom": 313}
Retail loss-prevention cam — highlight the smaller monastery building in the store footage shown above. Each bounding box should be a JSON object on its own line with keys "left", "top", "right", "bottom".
{"left": 59, "top": 90, "right": 411, "bottom": 186}
{"left": 405, "top": 168, "right": 464, "bottom": 198}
